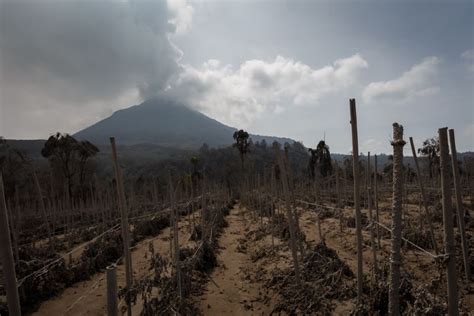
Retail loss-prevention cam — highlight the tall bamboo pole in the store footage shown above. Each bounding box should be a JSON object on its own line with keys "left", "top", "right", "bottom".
{"left": 7, "top": 203, "right": 19, "bottom": 268}
{"left": 389, "top": 123, "right": 405, "bottom": 316}
{"left": 464, "top": 157, "right": 474, "bottom": 211}
{"left": 374, "top": 155, "right": 381, "bottom": 249}
{"left": 367, "top": 152, "right": 378, "bottom": 283}
{"left": 448, "top": 129, "right": 470, "bottom": 281}
{"left": 409, "top": 137, "right": 438, "bottom": 253}
{"left": 439, "top": 127, "right": 459, "bottom": 316}
{"left": 33, "top": 168, "right": 53, "bottom": 246}
{"left": 13, "top": 187, "right": 24, "bottom": 300}
{"left": 273, "top": 142, "right": 301, "bottom": 285}
{"left": 109, "top": 137, "right": 133, "bottom": 316}
{"left": 169, "top": 176, "right": 182, "bottom": 303}
{"left": 283, "top": 148, "right": 305, "bottom": 258}
{"left": 349, "top": 98, "right": 363, "bottom": 302}
{"left": 0, "top": 173, "right": 21, "bottom": 316}
{"left": 335, "top": 161, "right": 343, "bottom": 232}
{"left": 201, "top": 177, "right": 208, "bottom": 242}
{"left": 270, "top": 166, "right": 276, "bottom": 249}
{"left": 106, "top": 264, "right": 118, "bottom": 316}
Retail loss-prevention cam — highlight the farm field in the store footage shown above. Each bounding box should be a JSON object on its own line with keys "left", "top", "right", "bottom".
{"left": 1, "top": 1, "right": 474, "bottom": 315}
{"left": 1, "top": 131, "right": 473, "bottom": 315}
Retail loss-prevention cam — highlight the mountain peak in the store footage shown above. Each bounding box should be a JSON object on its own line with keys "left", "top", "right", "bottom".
{"left": 74, "top": 98, "right": 293, "bottom": 149}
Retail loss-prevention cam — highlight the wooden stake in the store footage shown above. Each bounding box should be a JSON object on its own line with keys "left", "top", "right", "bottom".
{"left": 273, "top": 143, "right": 301, "bottom": 285}
{"left": 389, "top": 123, "right": 405, "bottom": 316}
{"left": 7, "top": 203, "right": 18, "bottom": 267}
{"left": 317, "top": 213, "right": 324, "bottom": 243}
{"left": 409, "top": 137, "right": 438, "bottom": 253}
{"left": 367, "top": 152, "right": 378, "bottom": 283}
{"left": 33, "top": 168, "right": 53, "bottom": 247}
{"left": 439, "top": 127, "right": 459, "bottom": 316}
{"left": 448, "top": 129, "right": 471, "bottom": 281}
{"left": 349, "top": 98, "right": 363, "bottom": 303}
{"left": 374, "top": 155, "right": 381, "bottom": 249}
{"left": 335, "top": 161, "right": 343, "bottom": 232}
{"left": 106, "top": 264, "right": 118, "bottom": 316}
{"left": 270, "top": 167, "right": 276, "bottom": 249}
{"left": 201, "top": 177, "right": 208, "bottom": 242}
{"left": 0, "top": 173, "right": 21, "bottom": 316}
{"left": 109, "top": 137, "right": 133, "bottom": 316}
{"left": 464, "top": 157, "right": 474, "bottom": 211}
{"left": 169, "top": 176, "right": 182, "bottom": 303}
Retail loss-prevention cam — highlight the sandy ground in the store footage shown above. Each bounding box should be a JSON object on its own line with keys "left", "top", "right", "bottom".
{"left": 197, "top": 206, "right": 277, "bottom": 315}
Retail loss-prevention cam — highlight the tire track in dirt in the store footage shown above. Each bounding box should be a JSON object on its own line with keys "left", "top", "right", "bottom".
{"left": 198, "top": 205, "right": 275, "bottom": 315}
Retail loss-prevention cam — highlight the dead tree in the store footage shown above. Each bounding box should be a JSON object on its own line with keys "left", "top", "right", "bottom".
{"left": 389, "top": 123, "right": 405, "bottom": 316}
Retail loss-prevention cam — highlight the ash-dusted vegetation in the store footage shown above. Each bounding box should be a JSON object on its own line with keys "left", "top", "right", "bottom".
{"left": 0, "top": 99, "right": 473, "bottom": 315}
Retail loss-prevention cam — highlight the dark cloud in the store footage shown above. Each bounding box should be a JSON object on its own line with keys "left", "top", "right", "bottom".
{"left": 0, "top": 0, "right": 182, "bottom": 137}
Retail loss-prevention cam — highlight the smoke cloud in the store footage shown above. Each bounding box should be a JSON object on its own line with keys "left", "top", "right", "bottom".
{"left": 0, "top": 0, "right": 188, "bottom": 137}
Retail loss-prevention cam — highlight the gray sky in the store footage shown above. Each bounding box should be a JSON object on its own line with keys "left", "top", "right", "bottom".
{"left": 1, "top": 0, "right": 473, "bottom": 154}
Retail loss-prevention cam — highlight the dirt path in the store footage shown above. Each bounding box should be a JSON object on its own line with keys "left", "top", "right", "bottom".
{"left": 198, "top": 205, "right": 275, "bottom": 315}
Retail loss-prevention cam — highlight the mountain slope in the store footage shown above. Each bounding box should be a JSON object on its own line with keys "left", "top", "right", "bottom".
{"left": 74, "top": 98, "right": 294, "bottom": 149}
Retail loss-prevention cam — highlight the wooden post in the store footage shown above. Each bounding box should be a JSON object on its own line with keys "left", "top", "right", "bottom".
{"left": 258, "top": 174, "right": 263, "bottom": 226}
{"left": 13, "top": 187, "right": 25, "bottom": 301}
{"left": 0, "top": 173, "right": 21, "bottom": 316}
{"left": 284, "top": 146, "right": 294, "bottom": 191}
{"left": 343, "top": 165, "right": 348, "bottom": 207}
{"left": 439, "top": 127, "right": 459, "bottom": 316}
{"left": 201, "top": 177, "right": 208, "bottom": 242}
{"left": 389, "top": 123, "right": 405, "bottom": 316}
{"left": 109, "top": 137, "right": 133, "bottom": 316}
{"left": 367, "top": 152, "right": 378, "bottom": 283}
{"left": 464, "top": 157, "right": 474, "bottom": 212}
{"left": 335, "top": 161, "right": 343, "bottom": 232}
{"left": 270, "top": 166, "right": 276, "bottom": 248}
{"left": 448, "top": 129, "right": 470, "bottom": 281}
{"left": 409, "top": 137, "right": 438, "bottom": 253}
{"left": 317, "top": 212, "right": 324, "bottom": 243}
{"left": 33, "top": 168, "right": 53, "bottom": 246}
{"left": 169, "top": 176, "right": 182, "bottom": 303}
{"left": 284, "top": 150, "right": 305, "bottom": 258}
{"left": 7, "top": 203, "right": 18, "bottom": 267}
{"left": 273, "top": 143, "right": 301, "bottom": 285}
{"left": 374, "top": 155, "right": 381, "bottom": 249}
{"left": 106, "top": 264, "right": 118, "bottom": 316}
{"left": 349, "top": 98, "right": 363, "bottom": 303}
{"left": 364, "top": 155, "right": 368, "bottom": 209}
